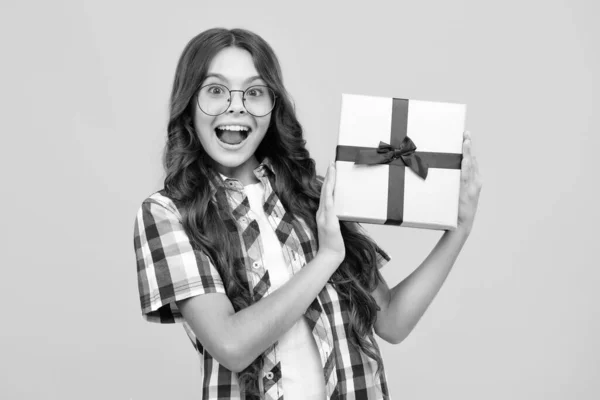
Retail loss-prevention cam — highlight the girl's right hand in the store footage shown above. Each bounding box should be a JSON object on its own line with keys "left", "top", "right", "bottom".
{"left": 316, "top": 162, "right": 345, "bottom": 262}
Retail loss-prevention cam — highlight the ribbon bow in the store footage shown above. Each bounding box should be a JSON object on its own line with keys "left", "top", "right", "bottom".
{"left": 355, "top": 136, "right": 429, "bottom": 179}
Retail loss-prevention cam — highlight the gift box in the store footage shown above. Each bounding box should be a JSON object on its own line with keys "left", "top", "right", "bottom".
{"left": 333, "top": 93, "right": 466, "bottom": 230}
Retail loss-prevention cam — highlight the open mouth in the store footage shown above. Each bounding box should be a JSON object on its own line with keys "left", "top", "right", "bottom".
{"left": 215, "top": 126, "right": 251, "bottom": 145}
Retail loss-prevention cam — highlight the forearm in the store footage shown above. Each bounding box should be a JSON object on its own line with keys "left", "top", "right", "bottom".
{"left": 382, "top": 227, "right": 470, "bottom": 344}
{"left": 226, "top": 251, "right": 342, "bottom": 371}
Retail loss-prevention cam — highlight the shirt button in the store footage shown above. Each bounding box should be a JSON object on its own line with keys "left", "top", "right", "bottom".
{"left": 265, "top": 371, "right": 274, "bottom": 380}
{"left": 240, "top": 217, "right": 247, "bottom": 224}
{"left": 252, "top": 261, "right": 261, "bottom": 269}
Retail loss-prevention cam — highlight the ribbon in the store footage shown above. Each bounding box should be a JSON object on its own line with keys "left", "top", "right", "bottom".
{"left": 355, "top": 137, "right": 429, "bottom": 179}
{"left": 335, "top": 97, "right": 463, "bottom": 225}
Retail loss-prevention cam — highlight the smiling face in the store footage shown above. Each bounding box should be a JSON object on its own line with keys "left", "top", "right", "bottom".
{"left": 193, "top": 46, "right": 272, "bottom": 183}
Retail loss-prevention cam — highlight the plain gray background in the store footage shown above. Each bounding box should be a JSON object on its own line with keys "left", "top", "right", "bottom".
{"left": 1, "top": 0, "right": 598, "bottom": 399}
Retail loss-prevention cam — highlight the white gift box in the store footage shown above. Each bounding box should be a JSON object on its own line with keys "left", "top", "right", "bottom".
{"left": 333, "top": 93, "right": 467, "bottom": 230}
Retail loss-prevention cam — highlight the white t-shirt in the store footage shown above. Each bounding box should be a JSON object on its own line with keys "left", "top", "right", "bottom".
{"left": 244, "top": 180, "right": 326, "bottom": 400}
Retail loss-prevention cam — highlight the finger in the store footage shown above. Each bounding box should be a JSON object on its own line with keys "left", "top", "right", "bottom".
{"left": 318, "top": 165, "right": 330, "bottom": 211}
{"left": 463, "top": 130, "right": 471, "bottom": 142}
{"left": 463, "top": 132, "right": 471, "bottom": 156}
{"left": 461, "top": 143, "right": 472, "bottom": 182}
{"left": 464, "top": 136, "right": 473, "bottom": 163}
{"left": 468, "top": 132, "right": 477, "bottom": 158}
{"left": 325, "top": 162, "right": 335, "bottom": 209}
{"left": 461, "top": 162, "right": 471, "bottom": 183}
{"left": 330, "top": 162, "right": 337, "bottom": 200}
{"left": 472, "top": 155, "right": 481, "bottom": 182}
{"left": 465, "top": 132, "right": 476, "bottom": 179}
{"left": 462, "top": 149, "right": 471, "bottom": 181}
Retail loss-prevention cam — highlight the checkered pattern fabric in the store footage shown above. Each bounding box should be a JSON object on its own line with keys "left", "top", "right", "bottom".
{"left": 133, "top": 157, "right": 392, "bottom": 399}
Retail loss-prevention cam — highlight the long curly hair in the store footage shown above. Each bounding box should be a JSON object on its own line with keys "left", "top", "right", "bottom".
{"left": 162, "top": 27, "right": 387, "bottom": 397}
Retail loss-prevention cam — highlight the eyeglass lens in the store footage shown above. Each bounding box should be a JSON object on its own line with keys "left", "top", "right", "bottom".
{"left": 198, "top": 84, "right": 275, "bottom": 117}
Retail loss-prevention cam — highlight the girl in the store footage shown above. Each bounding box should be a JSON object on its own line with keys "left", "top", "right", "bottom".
{"left": 133, "top": 28, "right": 482, "bottom": 400}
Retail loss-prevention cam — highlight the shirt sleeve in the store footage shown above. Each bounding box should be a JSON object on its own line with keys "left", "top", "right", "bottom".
{"left": 354, "top": 222, "right": 392, "bottom": 270}
{"left": 133, "top": 197, "right": 227, "bottom": 324}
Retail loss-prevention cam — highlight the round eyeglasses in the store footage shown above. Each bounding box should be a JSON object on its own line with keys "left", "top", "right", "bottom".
{"left": 196, "top": 83, "right": 277, "bottom": 117}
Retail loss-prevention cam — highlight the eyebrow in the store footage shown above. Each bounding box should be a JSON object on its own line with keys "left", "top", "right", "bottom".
{"left": 204, "top": 73, "right": 264, "bottom": 85}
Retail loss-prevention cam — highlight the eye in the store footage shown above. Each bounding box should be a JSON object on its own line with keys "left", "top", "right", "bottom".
{"left": 207, "top": 85, "right": 224, "bottom": 95}
{"left": 246, "top": 87, "right": 265, "bottom": 97}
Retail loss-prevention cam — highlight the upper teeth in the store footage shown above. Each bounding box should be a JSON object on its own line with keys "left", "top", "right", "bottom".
{"left": 217, "top": 125, "right": 250, "bottom": 131}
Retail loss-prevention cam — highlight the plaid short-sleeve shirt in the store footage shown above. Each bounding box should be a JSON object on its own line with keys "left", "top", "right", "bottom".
{"left": 133, "top": 157, "right": 392, "bottom": 399}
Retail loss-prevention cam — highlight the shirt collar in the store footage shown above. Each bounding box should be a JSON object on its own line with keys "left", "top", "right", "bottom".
{"left": 211, "top": 156, "right": 276, "bottom": 191}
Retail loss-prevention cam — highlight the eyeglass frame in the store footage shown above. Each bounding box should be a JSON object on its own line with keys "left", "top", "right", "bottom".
{"left": 195, "top": 82, "right": 278, "bottom": 117}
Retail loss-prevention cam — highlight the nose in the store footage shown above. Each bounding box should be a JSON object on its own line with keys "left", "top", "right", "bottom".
{"left": 227, "top": 90, "right": 246, "bottom": 114}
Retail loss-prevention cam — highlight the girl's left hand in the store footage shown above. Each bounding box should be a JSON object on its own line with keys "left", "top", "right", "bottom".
{"left": 456, "top": 130, "right": 483, "bottom": 235}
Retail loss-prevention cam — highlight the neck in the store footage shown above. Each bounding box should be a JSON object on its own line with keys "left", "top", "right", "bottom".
{"left": 215, "top": 156, "right": 261, "bottom": 186}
